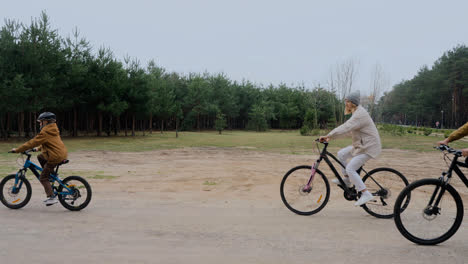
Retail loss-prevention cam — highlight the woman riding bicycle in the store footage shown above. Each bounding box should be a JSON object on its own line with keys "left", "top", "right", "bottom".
{"left": 319, "top": 90, "right": 382, "bottom": 206}
{"left": 11, "top": 112, "right": 68, "bottom": 206}
{"left": 437, "top": 121, "right": 468, "bottom": 156}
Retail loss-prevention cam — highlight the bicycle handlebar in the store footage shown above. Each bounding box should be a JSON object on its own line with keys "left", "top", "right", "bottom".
{"left": 7, "top": 149, "right": 37, "bottom": 154}
{"left": 315, "top": 138, "right": 329, "bottom": 144}
{"left": 435, "top": 145, "right": 462, "bottom": 156}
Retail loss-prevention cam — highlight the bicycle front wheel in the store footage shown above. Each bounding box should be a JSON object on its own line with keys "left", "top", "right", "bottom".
{"left": 280, "top": 165, "right": 330, "bottom": 215}
{"left": 394, "top": 178, "right": 464, "bottom": 245}
{"left": 361, "top": 168, "right": 409, "bottom": 218}
{"left": 0, "top": 174, "right": 32, "bottom": 209}
{"left": 58, "top": 176, "right": 92, "bottom": 211}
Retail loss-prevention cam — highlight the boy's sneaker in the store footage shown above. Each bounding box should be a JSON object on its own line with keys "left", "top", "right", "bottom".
{"left": 43, "top": 196, "right": 58, "bottom": 206}
{"left": 332, "top": 177, "right": 352, "bottom": 188}
{"left": 355, "top": 191, "right": 375, "bottom": 206}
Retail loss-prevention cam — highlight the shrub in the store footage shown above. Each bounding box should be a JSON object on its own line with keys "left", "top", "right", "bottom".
{"left": 300, "top": 125, "right": 310, "bottom": 136}
{"left": 423, "top": 128, "right": 432, "bottom": 136}
{"left": 310, "top": 128, "right": 321, "bottom": 136}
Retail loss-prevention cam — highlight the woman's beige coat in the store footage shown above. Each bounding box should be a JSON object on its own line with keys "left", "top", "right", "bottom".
{"left": 327, "top": 105, "right": 381, "bottom": 158}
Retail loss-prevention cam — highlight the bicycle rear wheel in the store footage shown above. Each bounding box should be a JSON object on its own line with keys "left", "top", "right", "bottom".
{"left": 394, "top": 178, "right": 464, "bottom": 245}
{"left": 361, "top": 168, "right": 409, "bottom": 218}
{"left": 280, "top": 165, "right": 330, "bottom": 215}
{"left": 57, "top": 176, "right": 92, "bottom": 211}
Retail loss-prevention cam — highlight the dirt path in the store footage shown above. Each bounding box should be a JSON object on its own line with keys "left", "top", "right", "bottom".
{"left": 0, "top": 148, "right": 467, "bottom": 263}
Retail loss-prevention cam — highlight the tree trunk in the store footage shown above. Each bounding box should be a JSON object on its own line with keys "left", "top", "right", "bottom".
{"left": 125, "top": 113, "right": 128, "bottom": 136}
{"left": 149, "top": 114, "right": 153, "bottom": 134}
{"left": 26, "top": 112, "right": 32, "bottom": 138}
{"left": 7, "top": 112, "right": 11, "bottom": 138}
{"left": 106, "top": 115, "right": 112, "bottom": 136}
{"left": 142, "top": 120, "right": 145, "bottom": 136}
{"left": 73, "top": 108, "right": 78, "bottom": 137}
{"left": 161, "top": 119, "right": 164, "bottom": 134}
{"left": 115, "top": 116, "right": 119, "bottom": 136}
{"left": 98, "top": 111, "right": 103, "bottom": 136}
{"left": 175, "top": 116, "right": 179, "bottom": 138}
{"left": 33, "top": 112, "right": 37, "bottom": 136}
{"left": 0, "top": 113, "right": 6, "bottom": 140}
{"left": 132, "top": 114, "right": 135, "bottom": 136}
{"left": 18, "top": 112, "right": 24, "bottom": 138}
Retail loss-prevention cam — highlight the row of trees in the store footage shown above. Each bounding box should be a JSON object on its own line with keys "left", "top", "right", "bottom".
{"left": 376, "top": 45, "right": 468, "bottom": 128}
{"left": 0, "top": 12, "right": 343, "bottom": 139}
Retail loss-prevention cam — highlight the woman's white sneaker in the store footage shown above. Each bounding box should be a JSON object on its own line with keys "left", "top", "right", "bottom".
{"left": 355, "top": 191, "right": 374, "bottom": 206}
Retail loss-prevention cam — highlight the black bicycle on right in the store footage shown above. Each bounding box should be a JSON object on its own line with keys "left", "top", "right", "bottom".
{"left": 394, "top": 145, "right": 467, "bottom": 245}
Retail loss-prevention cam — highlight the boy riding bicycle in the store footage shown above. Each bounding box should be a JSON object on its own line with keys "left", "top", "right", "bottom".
{"left": 11, "top": 112, "right": 68, "bottom": 206}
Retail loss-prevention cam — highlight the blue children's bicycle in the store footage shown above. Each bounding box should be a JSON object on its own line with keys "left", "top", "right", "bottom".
{"left": 0, "top": 149, "right": 92, "bottom": 211}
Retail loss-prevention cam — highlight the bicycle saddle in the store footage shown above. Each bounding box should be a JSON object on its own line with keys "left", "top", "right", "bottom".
{"left": 58, "top": 159, "right": 69, "bottom": 165}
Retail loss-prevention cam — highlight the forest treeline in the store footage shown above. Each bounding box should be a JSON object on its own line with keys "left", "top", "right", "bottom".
{"left": 0, "top": 12, "right": 340, "bottom": 139}
{"left": 376, "top": 45, "right": 468, "bottom": 128}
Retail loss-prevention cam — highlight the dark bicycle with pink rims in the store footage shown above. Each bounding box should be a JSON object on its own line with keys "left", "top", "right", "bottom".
{"left": 280, "top": 139, "right": 409, "bottom": 218}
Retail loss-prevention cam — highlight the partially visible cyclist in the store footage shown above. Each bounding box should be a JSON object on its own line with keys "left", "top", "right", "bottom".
{"left": 437, "top": 121, "right": 468, "bottom": 156}
{"left": 319, "top": 90, "right": 382, "bottom": 206}
{"left": 10, "top": 112, "right": 68, "bottom": 206}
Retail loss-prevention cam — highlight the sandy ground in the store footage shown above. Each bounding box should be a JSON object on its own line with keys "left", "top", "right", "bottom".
{"left": 0, "top": 147, "right": 467, "bottom": 264}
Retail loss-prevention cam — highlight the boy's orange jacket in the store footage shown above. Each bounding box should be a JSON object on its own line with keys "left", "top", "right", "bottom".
{"left": 15, "top": 123, "right": 68, "bottom": 164}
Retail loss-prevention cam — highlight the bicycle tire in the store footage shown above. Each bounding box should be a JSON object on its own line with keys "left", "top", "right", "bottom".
{"left": 280, "top": 165, "right": 330, "bottom": 215}
{"left": 393, "top": 178, "right": 464, "bottom": 245}
{"left": 58, "top": 176, "right": 92, "bottom": 211}
{"left": 0, "top": 174, "right": 32, "bottom": 209}
{"left": 361, "top": 167, "right": 409, "bottom": 219}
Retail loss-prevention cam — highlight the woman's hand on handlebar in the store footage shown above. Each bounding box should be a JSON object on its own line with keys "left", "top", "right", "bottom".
{"left": 9, "top": 148, "right": 16, "bottom": 153}
{"left": 462, "top": 148, "right": 468, "bottom": 157}
{"left": 318, "top": 136, "right": 330, "bottom": 143}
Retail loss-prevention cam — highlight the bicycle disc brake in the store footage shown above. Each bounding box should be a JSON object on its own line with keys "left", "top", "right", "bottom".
{"left": 299, "top": 185, "right": 312, "bottom": 195}
{"left": 422, "top": 206, "right": 439, "bottom": 221}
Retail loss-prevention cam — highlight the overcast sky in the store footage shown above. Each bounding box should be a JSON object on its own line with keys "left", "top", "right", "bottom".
{"left": 2, "top": 0, "right": 468, "bottom": 95}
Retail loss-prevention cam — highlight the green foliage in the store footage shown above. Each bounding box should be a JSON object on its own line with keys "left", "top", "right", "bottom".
{"left": 377, "top": 45, "right": 468, "bottom": 129}
{"left": 247, "top": 103, "right": 273, "bottom": 132}
{"left": 379, "top": 124, "right": 405, "bottom": 136}
{"left": 0, "top": 12, "right": 343, "bottom": 138}
{"left": 423, "top": 128, "right": 433, "bottom": 136}
{"left": 214, "top": 113, "right": 227, "bottom": 134}
{"left": 300, "top": 125, "right": 310, "bottom": 136}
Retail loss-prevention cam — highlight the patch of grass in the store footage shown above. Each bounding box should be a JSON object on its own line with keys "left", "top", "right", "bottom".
{"left": 203, "top": 180, "right": 217, "bottom": 186}
{"left": 0, "top": 130, "right": 466, "bottom": 156}
{"left": 88, "top": 175, "right": 118, "bottom": 180}
{"left": 0, "top": 165, "right": 19, "bottom": 176}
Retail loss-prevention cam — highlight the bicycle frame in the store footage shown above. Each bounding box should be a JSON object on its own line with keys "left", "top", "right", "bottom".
{"left": 14, "top": 152, "right": 73, "bottom": 196}
{"left": 428, "top": 152, "right": 468, "bottom": 209}
{"left": 308, "top": 141, "right": 381, "bottom": 198}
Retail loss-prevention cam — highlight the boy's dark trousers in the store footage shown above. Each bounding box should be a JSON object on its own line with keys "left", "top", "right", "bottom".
{"left": 37, "top": 154, "right": 57, "bottom": 197}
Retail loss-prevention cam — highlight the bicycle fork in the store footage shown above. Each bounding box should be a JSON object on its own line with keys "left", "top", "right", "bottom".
{"left": 303, "top": 158, "right": 321, "bottom": 192}
{"left": 425, "top": 175, "right": 450, "bottom": 215}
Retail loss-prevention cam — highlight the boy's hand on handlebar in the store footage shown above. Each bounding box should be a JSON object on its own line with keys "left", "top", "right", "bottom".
{"left": 32, "top": 147, "right": 38, "bottom": 152}
{"left": 10, "top": 148, "right": 16, "bottom": 153}
{"left": 319, "top": 136, "right": 330, "bottom": 143}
